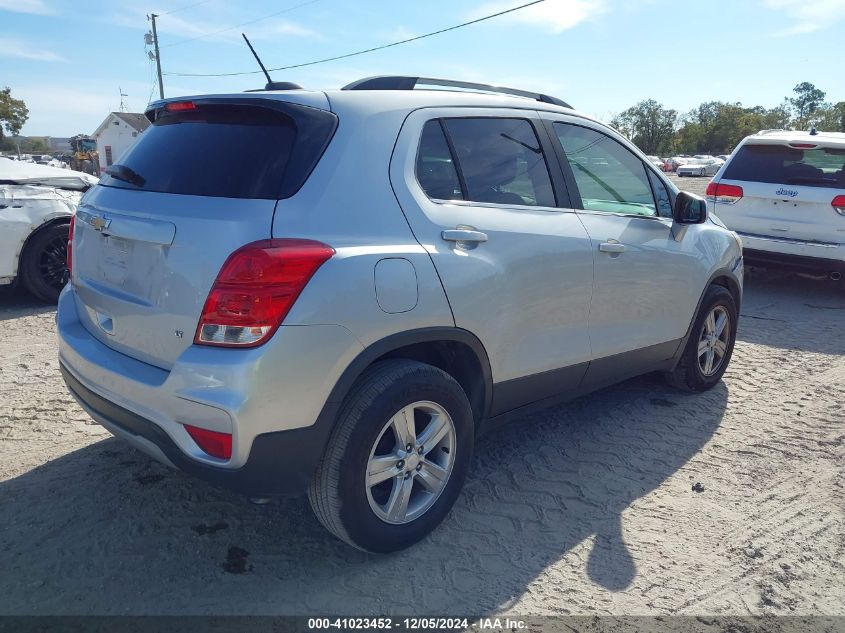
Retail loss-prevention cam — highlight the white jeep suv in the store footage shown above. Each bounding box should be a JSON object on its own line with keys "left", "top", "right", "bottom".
{"left": 57, "top": 76, "right": 743, "bottom": 552}
{"left": 706, "top": 129, "right": 845, "bottom": 279}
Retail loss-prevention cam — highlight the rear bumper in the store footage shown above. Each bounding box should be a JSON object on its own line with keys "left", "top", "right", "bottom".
{"left": 56, "top": 284, "right": 364, "bottom": 496}
{"left": 736, "top": 232, "right": 844, "bottom": 273}
{"left": 743, "top": 248, "right": 845, "bottom": 274}
{"left": 61, "top": 363, "right": 328, "bottom": 496}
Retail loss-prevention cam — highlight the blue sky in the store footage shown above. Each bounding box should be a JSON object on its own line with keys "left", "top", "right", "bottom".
{"left": 2, "top": 0, "right": 844, "bottom": 136}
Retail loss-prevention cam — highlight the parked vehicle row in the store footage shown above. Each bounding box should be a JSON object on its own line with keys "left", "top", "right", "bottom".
{"left": 55, "top": 77, "right": 743, "bottom": 552}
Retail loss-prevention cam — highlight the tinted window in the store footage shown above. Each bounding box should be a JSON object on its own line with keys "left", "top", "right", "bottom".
{"left": 416, "top": 120, "right": 463, "bottom": 200}
{"left": 100, "top": 103, "right": 335, "bottom": 199}
{"left": 442, "top": 118, "right": 555, "bottom": 207}
{"left": 555, "top": 123, "right": 657, "bottom": 217}
{"left": 723, "top": 144, "right": 845, "bottom": 188}
{"left": 647, "top": 169, "right": 673, "bottom": 217}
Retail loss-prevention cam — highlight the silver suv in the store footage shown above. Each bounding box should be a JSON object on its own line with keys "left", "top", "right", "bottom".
{"left": 57, "top": 76, "right": 743, "bottom": 552}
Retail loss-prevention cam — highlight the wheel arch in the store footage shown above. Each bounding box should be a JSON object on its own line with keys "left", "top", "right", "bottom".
{"left": 668, "top": 267, "right": 742, "bottom": 370}
{"left": 321, "top": 327, "right": 493, "bottom": 431}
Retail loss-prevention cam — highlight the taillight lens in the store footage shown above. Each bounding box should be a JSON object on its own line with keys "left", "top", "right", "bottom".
{"left": 706, "top": 182, "right": 743, "bottom": 204}
{"left": 195, "top": 239, "right": 334, "bottom": 347}
{"left": 67, "top": 215, "right": 75, "bottom": 279}
{"left": 184, "top": 424, "right": 232, "bottom": 460}
{"left": 833, "top": 195, "right": 845, "bottom": 216}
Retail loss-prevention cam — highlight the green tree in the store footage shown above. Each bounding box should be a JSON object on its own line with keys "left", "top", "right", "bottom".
{"left": 790, "top": 82, "right": 826, "bottom": 128}
{"left": 814, "top": 101, "right": 845, "bottom": 132}
{"left": 610, "top": 99, "right": 677, "bottom": 154}
{"left": 0, "top": 87, "right": 29, "bottom": 142}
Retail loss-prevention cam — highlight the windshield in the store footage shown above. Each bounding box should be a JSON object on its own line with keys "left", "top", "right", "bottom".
{"left": 723, "top": 143, "right": 845, "bottom": 188}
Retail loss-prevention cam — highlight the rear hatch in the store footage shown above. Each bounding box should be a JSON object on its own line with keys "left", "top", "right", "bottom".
{"left": 71, "top": 96, "right": 337, "bottom": 369}
{"left": 711, "top": 140, "right": 845, "bottom": 244}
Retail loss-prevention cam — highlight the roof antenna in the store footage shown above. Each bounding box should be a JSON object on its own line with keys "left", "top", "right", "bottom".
{"left": 809, "top": 126, "right": 818, "bottom": 136}
{"left": 241, "top": 33, "right": 302, "bottom": 91}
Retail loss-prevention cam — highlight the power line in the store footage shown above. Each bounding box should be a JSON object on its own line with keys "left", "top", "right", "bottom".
{"left": 164, "top": 0, "right": 545, "bottom": 77}
{"left": 161, "top": 0, "right": 321, "bottom": 48}
{"left": 159, "top": 0, "right": 213, "bottom": 16}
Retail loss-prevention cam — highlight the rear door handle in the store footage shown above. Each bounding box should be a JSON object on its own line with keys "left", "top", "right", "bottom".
{"left": 442, "top": 229, "right": 488, "bottom": 243}
{"left": 598, "top": 241, "right": 625, "bottom": 253}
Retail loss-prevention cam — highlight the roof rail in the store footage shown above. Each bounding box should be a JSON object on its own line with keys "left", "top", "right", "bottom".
{"left": 342, "top": 76, "right": 572, "bottom": 109}
{"left": 756, "top": 129, "right": 787, "bottom": 135}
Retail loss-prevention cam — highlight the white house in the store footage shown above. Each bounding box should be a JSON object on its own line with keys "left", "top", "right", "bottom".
{"left": 92, "top": 112, "right": 150, "bottom": 175}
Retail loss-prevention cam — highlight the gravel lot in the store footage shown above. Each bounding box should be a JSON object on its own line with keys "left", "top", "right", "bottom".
{"left": 1, "top": 177, "right": 843, "bottom": 616}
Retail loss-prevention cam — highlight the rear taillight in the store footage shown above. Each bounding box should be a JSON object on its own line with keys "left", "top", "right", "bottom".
{"left": 184, "top": 424, "right": 232, "bottom": 460}
{"left": 67, "top": 215, "right": 75, "bottom": 278}
{"left": 833, "top": 195, "right": 845, "bottom": 216}
{"left": 706, "top": 182, "right": 743, "bottom": 205}
{"left": 195, "top": 239, "right": 334, "bottom": 347}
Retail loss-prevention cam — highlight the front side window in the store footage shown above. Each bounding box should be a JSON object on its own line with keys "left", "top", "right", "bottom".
{"left": 442, "top": 118, "right": 555, "bottom": 207}
{"left": 554, "top": 123, "right": 658, "bottom": 217}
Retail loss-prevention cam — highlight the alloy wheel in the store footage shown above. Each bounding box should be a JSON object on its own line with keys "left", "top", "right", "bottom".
{"left": 698, "top": 305, "right": 731, "bottom": 376}
{"left": 365, "top": 400, "right": 456, "bottom": 525}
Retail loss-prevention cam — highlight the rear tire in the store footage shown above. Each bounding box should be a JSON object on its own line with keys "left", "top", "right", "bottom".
{"left": 20, "top": 223, "right": 70, "bottom": 303}
{"left": 665, "top": 285, "right": 737, "bottom": 392}
{"left": 308, "top": 359, "right": 474, "bottom": 552}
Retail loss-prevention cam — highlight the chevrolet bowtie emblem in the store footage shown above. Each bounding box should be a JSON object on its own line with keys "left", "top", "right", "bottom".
{"left": 90, "top": 215, "right": 111, "bottom": 232}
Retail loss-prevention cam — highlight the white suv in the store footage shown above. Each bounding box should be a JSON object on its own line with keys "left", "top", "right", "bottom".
{"left": 57, "top": 76, "right": 743, "bottom": 551}
{"left": 707, "top": 129, "right": 845, "bottom": 279}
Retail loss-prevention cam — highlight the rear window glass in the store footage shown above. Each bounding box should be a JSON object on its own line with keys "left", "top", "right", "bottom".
{"left": 100, "top": 103, "right": 334, "bottom": 199}
{"left": 724, "top": 144, "right": 845, "bottom": 189}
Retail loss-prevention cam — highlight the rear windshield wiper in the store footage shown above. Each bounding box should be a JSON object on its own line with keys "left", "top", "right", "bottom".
{"left": 785, "top": 176, "right": 837, "bottom": 185}
{"left": 106, "top": 164, "right": 146, "bottom": 187}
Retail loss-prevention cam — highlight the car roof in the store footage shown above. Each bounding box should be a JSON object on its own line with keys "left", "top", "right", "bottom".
{"left": 150, "top": 86, "right": 597, "bottom": 123}
{"left": 743, "top": 129, "right": 845, "bottom": 147}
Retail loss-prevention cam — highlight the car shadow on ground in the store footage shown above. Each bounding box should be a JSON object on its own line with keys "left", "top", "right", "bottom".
{"left": 0, "top": 287, "right": 55, "bottom": 322}
{"left": 0, "top": 373, "right": 727, "bottom": 615}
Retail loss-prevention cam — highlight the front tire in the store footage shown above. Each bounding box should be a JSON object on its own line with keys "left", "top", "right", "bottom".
{"left": 20, "top": 223, "right": 70, "bottom": 303}
{"left": 666, "top": 285, "right": 737, "bottom": 392}
{"left": 308, "top": 359, "right": 474, "bottom": 552}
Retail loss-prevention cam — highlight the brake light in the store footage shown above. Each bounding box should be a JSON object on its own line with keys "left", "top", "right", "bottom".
{"left": 706, "top": 182, "right": 743, "bottom": 204}
{"left": 67, "top": 215, "right": 75, "bottom": 279}
{"left": 789, "top": 142, "right": 817, "bottom": 149}
{"left": 184, "top": 424, "right": 232, "bottom": 460}
{"left": 165, "top": 101, "right": 197, "bottom": 112}
{"left": 195, "top": 239, "right": 334, "bottom": 347}
{"left": 833, "top": 195, "right": 845, "bottom": 216}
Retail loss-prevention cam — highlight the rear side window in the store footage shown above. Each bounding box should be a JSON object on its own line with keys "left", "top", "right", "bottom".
{"left": 100, "top": 101, "right": 337, "bottom": 199}
{"left": 440, "top": 118, "right": 556, "bottom": 207}
{"left": 724, "top": 144, "right": 845, "bottom": 189}
{"left": 416, "top": 120, "right": 464, "bottom": 201}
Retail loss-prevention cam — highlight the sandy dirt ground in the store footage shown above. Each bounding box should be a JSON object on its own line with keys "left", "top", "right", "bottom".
{"left": 1, "top": 178, "right": 843, "bottom": 615}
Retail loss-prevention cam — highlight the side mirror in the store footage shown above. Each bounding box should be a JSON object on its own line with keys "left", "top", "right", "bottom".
{"left": 673, "top": 191, "right": 707, "bottom": 224}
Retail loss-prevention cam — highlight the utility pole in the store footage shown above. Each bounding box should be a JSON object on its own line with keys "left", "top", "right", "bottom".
{"left": 148, "top": 13, "right": 164, "bottom": 99}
